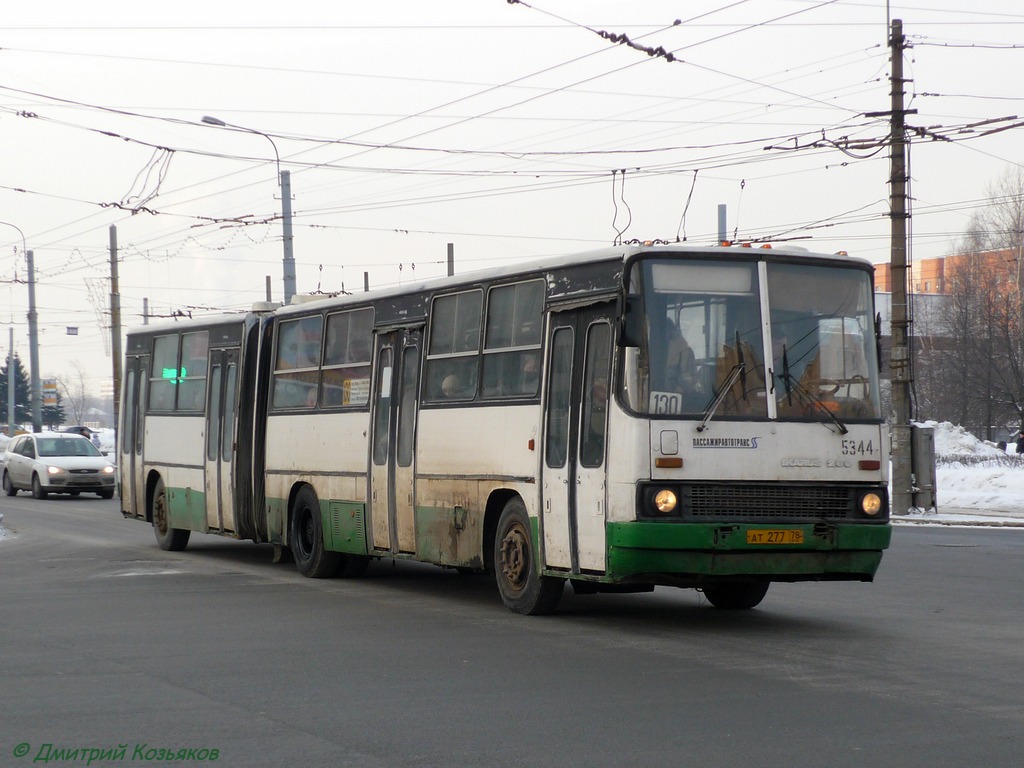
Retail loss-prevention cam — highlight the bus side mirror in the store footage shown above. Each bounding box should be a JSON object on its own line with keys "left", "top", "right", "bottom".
{"left": 619, "top": 295, "right": 644, "bottom": 348}
{"left": 874, "top": 311, "right": 883, "bottom": 367}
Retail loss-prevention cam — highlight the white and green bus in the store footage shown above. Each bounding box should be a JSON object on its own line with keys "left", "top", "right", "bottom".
{"left": 120, "top": 244, "right": 891, "bottom": 614}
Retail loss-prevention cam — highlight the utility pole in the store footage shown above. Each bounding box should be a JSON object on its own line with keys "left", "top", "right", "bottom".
{"left": 6, "top": 327, "right": 14, "bottom": 433}
{"left": 885, "top": 19, "right": 914, "bottom": 515}
{"left": 26, "top": 250, "right": 41, "bottom": 432}
{"left": 109, "top": 226, "right": 123, "bottom": 435}
{"left": 281, "top": 170, "right": 296, "bottom": 305}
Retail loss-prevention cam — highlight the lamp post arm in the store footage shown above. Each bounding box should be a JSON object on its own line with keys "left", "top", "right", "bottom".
{"left": 201, "top": 115, "right": 281, "bottom": 186}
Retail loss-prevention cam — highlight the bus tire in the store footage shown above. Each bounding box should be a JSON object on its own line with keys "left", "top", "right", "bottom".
{"left": 494, "top": 497, "right": 562, "bottom": 615}
{"left": 3, "top": 470, "right": 17, "bottom": 496}
{"left": 702, "top": 581, "right": 769, "bottom": 610}
{"left": 152, "top": 479, "right": 190, "bottom": 551}
{"left": 290, "top": 486, "right": 340, "bottom": 578}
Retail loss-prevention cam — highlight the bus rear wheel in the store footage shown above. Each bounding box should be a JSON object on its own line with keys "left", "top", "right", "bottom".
{"left": 494, "top": 498, "right": 562, "bottom": 615}
{"left": 290, "top": 486, "right": 340, "bottom": 578}
{"left": 702, "top": 581, "right": 769, "bottom": 610}
{"left": 152, "top": 479, "right": 190, "bottom": 551}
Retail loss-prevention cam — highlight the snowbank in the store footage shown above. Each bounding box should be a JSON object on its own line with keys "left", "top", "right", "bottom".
{"left": 922, "top": 421, "right": 1024, "bottom": 513}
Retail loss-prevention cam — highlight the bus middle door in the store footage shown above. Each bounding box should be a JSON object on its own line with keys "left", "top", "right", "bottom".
{"left": 369, "top": 328, "right": 421, "bottom": 555}
{"left": 542, "top": 305, "right": 613, "bottom": 574}
{"left": 204, "top": 348, "right": 239, "bottom": 533}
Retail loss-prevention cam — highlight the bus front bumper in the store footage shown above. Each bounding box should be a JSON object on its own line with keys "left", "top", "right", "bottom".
{"left": 602, "top": 520, "right": 891, "bottom": 583}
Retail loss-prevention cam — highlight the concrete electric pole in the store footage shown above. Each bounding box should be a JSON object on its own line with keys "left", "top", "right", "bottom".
{"left": 884, "top": 19, "right": 915, "bottom": 515}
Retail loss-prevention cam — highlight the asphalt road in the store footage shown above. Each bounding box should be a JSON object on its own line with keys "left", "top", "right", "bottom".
{"left": 1, "top": 495, "right": 1022, "bottom": 768}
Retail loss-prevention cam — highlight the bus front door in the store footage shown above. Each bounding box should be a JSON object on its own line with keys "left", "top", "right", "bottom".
{"left": 120, "top": 355, "right": 148, "bottom": 520}
{"left": 204, "top": 348, "right": 239, "bottom": 533}
{"left": 369, "top": 328, "right": 421, "bottom": 554}
{"left": 542, "top": 306, "right": 613, "bottom": 574}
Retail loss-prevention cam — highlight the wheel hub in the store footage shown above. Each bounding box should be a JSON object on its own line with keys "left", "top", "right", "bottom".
{"left": 499, "top": 523, "right": 529, "bottom": 592}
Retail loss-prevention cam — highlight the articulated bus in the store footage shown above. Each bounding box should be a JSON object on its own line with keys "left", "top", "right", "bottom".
{"left": 119, "top": 244, "right": 891, "bottom": 614}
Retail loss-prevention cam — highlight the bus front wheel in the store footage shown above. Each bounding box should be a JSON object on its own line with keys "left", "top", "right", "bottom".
{"left": 701, "top": 581, "right": 769, "bottom": 610}
{"left": 494, "top": 498, "right": 562, "bottom": 615}
{"left": 152, "top": 479, "right": 190, "bottom": 551}
{"left": 290, "top": 486, "right": 340, "bottom": 578}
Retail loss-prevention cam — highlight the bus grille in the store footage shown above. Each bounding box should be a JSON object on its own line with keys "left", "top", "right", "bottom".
{"left": 686, "top": 484, "right": 854, "bottom": 521}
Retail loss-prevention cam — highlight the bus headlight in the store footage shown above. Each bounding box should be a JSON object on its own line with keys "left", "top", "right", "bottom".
{"left": 860, "top": 492, "right": 883, "bottom": 516}
{"left": 653, "top": 489, "right": 678, "bottom": 515}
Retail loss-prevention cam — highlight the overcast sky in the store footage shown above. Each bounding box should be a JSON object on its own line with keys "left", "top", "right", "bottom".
{"left": 2, "top": 0, "right": 1022, "bottom": 399}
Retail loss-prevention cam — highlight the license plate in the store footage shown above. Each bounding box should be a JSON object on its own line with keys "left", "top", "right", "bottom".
{"left": 746, "top": 529, "right": 804, "bottom": 545}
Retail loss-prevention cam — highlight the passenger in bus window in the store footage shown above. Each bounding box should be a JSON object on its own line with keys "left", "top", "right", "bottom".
{"left": 441, "top": 373, "right": 461, "bottom": 398}
{"left": 519, "top": 352, "right": 540, "bottom": 395}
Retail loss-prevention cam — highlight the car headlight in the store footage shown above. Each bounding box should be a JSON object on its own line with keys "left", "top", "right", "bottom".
{"left": 47, "top": 465, "right": 66, "bottom": 476}
{"left": 102, "top": 465, "right": 115, "bottom": 475}
{"left": 860, "top": 492, "right": 883, "bottom": 516}
{"left": 653, "top": 489, "right": 678, "bottom": 514}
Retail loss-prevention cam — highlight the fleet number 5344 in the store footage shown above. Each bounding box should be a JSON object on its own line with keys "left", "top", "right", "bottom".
{"left": 841, "top": 439, "right": 874, "bottom": 456}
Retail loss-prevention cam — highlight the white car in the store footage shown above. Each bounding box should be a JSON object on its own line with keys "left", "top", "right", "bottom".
{"left": 2, "top": 431, "right": 116, "bottom": 499}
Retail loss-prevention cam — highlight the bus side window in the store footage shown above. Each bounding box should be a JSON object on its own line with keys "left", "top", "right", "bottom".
{"left": 482, "top": 280, "right": 543, "bottom": 399}
{"left": 425, "top": 290, "right": 482, "bottom": 402}
{"left": 321, "top": 308, "right": 374, "bottom": 408}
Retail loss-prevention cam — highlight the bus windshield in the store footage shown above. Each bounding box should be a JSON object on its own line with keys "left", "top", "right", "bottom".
{"left": 766, "top": 262, "right": 881, "bottom": 421}
{"left": 625, "top": 257, "right": 881, "bottom": 421}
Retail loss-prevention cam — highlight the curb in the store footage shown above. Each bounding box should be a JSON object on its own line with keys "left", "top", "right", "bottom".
{"left": 892, "top": 517, "right": 1024, "bottom": 528}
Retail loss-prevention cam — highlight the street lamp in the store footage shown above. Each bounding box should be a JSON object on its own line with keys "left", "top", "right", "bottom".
{"left": 200, "top": 116, "right": 296, "bottom": 304}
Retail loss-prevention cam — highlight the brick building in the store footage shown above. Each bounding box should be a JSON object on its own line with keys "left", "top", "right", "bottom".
{"left": 874, "top": 249, "right": 1021, "bottom": 295}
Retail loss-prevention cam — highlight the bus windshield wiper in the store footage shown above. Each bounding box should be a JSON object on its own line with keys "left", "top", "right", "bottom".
{"left": 777, "top": 370, "right": 849, "bottom": 435}
{"left": 697, "top": 363, "right": 744, "bottom": 433}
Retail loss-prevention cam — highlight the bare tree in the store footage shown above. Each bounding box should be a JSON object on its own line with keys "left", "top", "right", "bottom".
{"left": 57, "top": 361, "right": 90, "bottom": 425}
{"left": 936, "top": 168, "right": 1024, "bottom": 437}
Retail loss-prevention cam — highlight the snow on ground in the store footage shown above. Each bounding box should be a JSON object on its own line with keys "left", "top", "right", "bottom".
{"left": 910, "top": 420, "right": 1024, "bottom": 523}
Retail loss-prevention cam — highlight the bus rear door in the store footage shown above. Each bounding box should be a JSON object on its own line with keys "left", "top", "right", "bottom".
{"left": 120, "top": 355, "right": 148, "bottom": 520}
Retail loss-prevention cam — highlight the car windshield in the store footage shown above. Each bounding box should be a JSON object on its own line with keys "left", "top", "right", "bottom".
{"left": 36, "top": 438, "right": 102, "bottom": 458}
